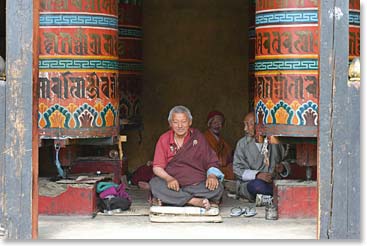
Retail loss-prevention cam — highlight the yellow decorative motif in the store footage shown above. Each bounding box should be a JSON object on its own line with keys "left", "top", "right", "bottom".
{"left": 95, "top": 102, "right": 104, "bottom": 112}
{"left": 290, "top": 101, "right": 301, "bottom": 111}
{"left": 39, "top": 118, "right": 47, "bottom": 128}
{"left": 67, "top": 103, "right": 78, "bottom": 113}
{"left": 69, "top": 118, "right": 76, "bottom": 128}
{"left": 266, "top": 114, "right": 272, "bottom": 124}
{"left": 292, "top": 115, "right": 299, "bottom": 125}
{"left": 50, "top": 111, "right": 66, "bottom": 128}
{"left": 275, "top": 108, "right": 288, "bottom": 124}
{"left": 105, "top": 110, "right": 115, "bottom": 127}
{"left": 39, "top": 103, "right": 48, "bottom": 114}
{"left": 265, "top": 100, "right": 274, "bottom": 110}
{"left": 97, "top": 114, "right": 102, "bottom": 126}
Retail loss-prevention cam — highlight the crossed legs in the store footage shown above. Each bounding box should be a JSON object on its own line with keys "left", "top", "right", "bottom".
{"left": 149, "top": 177, "right": 224, "bottom": 209}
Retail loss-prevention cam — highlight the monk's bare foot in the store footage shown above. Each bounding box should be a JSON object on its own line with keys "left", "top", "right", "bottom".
{"left": 138, "top": 181, "right": 150, "bottom": 190}
{"left": 153, "top": 198, "right": 162, "bottom": 206}
{"left": 202, "top": 199, "right": 211, "bottom": 210}
{"left": 149, "top": 197, "right": 162, "bottom": 206}
{"left": 187, "top": 198, "right": 211, "bottom": 210}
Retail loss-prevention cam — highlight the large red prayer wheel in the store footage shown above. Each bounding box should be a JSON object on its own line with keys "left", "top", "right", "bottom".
{"left": 118, "top": 0, "right": 143, "bottom": 129}
{"left": 349, "top": 0, "right": 360, "bottom": 62}
{"left": 38, "top": 0, "right": 120, "bottom": 139}
{"left": 254, "top": 0, "right": 319, "bottom": 138}
{"left": 248, "top": 0, "right": 256, "bottom": 111}
{"left": 253, "top": 0, "right": 359, "bottom": 138}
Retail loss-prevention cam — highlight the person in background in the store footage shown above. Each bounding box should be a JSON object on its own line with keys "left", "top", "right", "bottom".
{"left": 149, "top": 105, "right": 224, "bottom": 210}
{"left": 233, "top": 112, "right": 290, "bottom": 206}
{"left": 130, "top": 161, "right": 154, "bottom": 190}
{"left": 203, "top": 110, "right": 234, "bottom": 180}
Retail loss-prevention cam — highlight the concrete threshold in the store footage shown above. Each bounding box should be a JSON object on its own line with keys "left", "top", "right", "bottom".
{"left": 38, "top": 185, "right": 317, "bottom": 239}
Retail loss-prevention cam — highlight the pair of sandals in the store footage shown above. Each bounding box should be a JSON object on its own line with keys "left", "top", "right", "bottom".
{"left": 230, "top": 206, "right": 257, "bottom": 217}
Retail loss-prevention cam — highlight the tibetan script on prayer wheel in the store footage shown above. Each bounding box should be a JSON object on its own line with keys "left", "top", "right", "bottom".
{"left": 254, "top": 0, "right": 319, "bottom": 137}
{"left": 38, "top": 0, "right": 120, "bottom": 139}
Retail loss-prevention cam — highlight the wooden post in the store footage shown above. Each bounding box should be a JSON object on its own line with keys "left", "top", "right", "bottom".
{"left": 0, "top": 0, "right": 5, "bottom": 236}
{"left": 2, "top": 0, "right": 34, "bottom": 239}
{"left": 318, "top": 0, "right": 359, "bottom": 239}
{"left": 32, "top": 0, "right": 40, "bottom": 239}
{"left": 0, "top": 54, "right": 5, "bottom": 240}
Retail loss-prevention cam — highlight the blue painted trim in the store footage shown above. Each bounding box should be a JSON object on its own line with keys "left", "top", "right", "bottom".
{"left": 256, "top": 10, "right": 318, "bottom": 26}
{"left": 40, "top": 14, "right": 118, "bottom": 29}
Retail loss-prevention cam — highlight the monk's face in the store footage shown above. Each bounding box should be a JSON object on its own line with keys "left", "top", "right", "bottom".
{"left": 170, "top": 112, "right": 192, "bottom": 137}
{"left": 243, "top": 113, "right": 255, "bottom": 137}
{"left": 208, "top": 115, "right": 224, "bottom": 135}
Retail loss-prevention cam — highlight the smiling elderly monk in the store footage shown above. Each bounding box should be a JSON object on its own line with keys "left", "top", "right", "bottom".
{"left": 149, "top": 105, "right": 224, "bottom": 210}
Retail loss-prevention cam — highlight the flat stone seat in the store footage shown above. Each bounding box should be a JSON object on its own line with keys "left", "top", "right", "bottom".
{"left": 149, "top": 205, "right": 222, "bottom": 223}
{"left": 150, "top": 205, "right": 219, "bottom": 216}
{"left": 149, "top": 214, "right": 223, "bottom": 223}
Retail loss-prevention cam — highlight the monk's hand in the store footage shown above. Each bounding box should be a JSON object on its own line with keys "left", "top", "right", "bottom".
{"left": 275, "top": 163, "right": 285, "bottom": 174}
{"left": 256, "top": 172, "right": 273, "bottom": 183}
{"left": 167, "top": 178, "right": 180, "bottom": 191}
{"left": 206, "top": 174, "right": 218, "bottom": 191}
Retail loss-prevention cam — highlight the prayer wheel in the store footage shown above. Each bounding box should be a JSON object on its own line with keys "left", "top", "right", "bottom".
{"left": 253, "top": 0, "right": 359, "bottom": 138}
{"left": 118, "top": 0, "right": 143, "bottom": 129}
{"left": 349, "top": 0, "right": 360, "bottom": 63}
{"left": 254, "top": 0, "right": 319, "bottom": 138}
{"left": 38, "top": 0, "right": 120, "bottom": 139}
{"left": 247, "top": 0, "right": 256, "bottom": 110}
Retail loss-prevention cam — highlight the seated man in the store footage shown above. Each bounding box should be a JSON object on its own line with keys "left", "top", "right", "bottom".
{"left": 204, "top": 110, "right": 234, "bottom": 180}
{"left": 130, "top": 161, "right": 154, "bottom": 190}
{"left": 149, "top": 105, "right": 224, "bottom": 210}
{"left": 233, "top": 112, "right": 290, "bottom": 206}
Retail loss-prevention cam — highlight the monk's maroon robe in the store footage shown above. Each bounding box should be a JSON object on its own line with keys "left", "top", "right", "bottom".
{"left": 165, "top": 128, "right": 220, "bottom": 187}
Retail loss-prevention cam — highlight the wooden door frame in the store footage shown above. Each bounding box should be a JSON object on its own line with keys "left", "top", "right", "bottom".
{"left": 32, "top": 0, "right": 40, "bottom": 239}
{"left": 318, "top": 0, "right": 360, "bottom": 239}
{"left": 0, "top": 0, "right": 38, "bottom": 239}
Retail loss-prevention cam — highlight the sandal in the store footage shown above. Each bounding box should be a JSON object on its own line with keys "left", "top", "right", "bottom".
{"left": 230, "top": 206, "right": 257, "bottom": 217}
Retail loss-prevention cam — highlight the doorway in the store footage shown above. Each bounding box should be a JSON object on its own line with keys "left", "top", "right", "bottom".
{"left": 126, "top": 0, "right": 250, "bottom": 171}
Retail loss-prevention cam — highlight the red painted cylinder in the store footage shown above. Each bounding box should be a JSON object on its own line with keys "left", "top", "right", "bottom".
{"left": 248, "top": 0, "right": 256, "bottom": 110}
{"left": 254, "top": 0, "right": 319, "bottom": 138}
{"left": 118, "top": 0, "right": 143, "bottom": 130}
{"left": 38, "top": 0, "right": 120, "bottom": 139}
{"left": 254, "top": 0, "right": 360, "bottom": 138}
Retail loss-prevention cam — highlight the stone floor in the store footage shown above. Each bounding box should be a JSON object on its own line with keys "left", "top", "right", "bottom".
{"left": 38, "top": 182, "right": 317, "bottom": 239}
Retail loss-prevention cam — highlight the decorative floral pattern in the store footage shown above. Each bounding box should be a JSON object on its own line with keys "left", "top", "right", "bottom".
{"left": 255, "top": 99, "right": 318, "bottom": 126}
